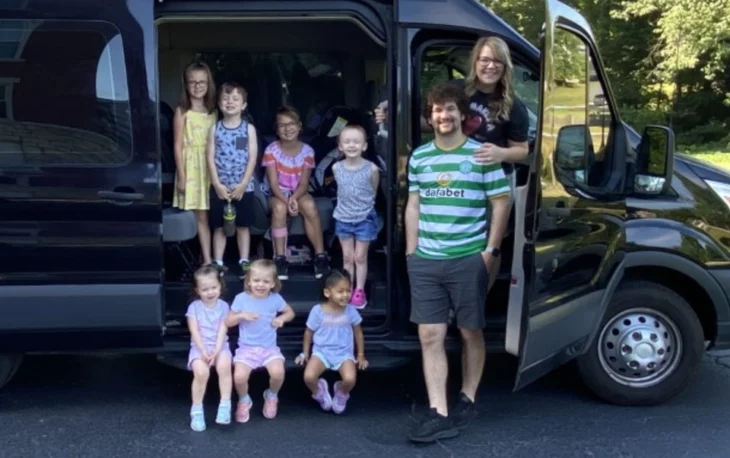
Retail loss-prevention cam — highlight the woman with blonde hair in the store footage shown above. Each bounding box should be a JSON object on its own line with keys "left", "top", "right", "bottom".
{"left": 463, "top": 36, "right": 529, "bottom": 169}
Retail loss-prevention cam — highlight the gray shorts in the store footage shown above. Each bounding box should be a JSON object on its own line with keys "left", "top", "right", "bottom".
{"left": 407, "top": 252, "right": 489, "bottom": 329}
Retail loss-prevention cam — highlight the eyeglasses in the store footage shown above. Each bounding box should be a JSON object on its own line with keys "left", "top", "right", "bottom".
{"left": 277, "top": 122, "right": 299, "bottom": 130}
{"left": 477, "top": 57, "right": 504, "bottom": 68}
{"left": 187, "top": 80, "right": 208, "bottom": 88}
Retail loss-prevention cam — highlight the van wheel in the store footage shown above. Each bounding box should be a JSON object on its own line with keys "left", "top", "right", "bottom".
{"left": 576, "top": 281, "right": 703, "bottom": 406}
{"left": 0, "top": 354, "right": 23, "bottom": 390}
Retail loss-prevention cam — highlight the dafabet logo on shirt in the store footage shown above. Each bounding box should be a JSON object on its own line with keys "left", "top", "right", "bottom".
{"left": 425, "top": 172, "right": 465, "bottom": 198}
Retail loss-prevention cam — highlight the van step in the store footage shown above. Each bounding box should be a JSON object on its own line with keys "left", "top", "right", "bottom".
{"left": 157, "top": 348, "right": 411, "bottom": 371}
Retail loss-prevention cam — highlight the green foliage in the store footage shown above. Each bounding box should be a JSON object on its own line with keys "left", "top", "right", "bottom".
{"left": 483, "top": 0, "right": 730, "bottom": 153}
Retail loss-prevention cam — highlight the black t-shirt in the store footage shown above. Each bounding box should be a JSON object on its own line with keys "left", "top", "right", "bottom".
{"left": 449, "top": 79, "right": 529, "bottom": 175}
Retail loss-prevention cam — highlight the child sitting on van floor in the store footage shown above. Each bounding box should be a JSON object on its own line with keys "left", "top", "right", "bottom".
{"left": 332, "top": 125, "right": 380, "bottom": 309}
{"left": 263, "top": 106, "right": 331, "bottom": 281}
{"left": 173, "top": 61, "right": 218, "bottom": 268}
{"left": 186, "top": 266, "right": 233, "bottom": 432}
{"left": 295, "top": 269, "right": 368, "bottom": 414}
{"left": 206, "top": 82, "right": 259, "bottom": 278}
{"left": 225, "top": 259, "right": 296, "bottom": 423}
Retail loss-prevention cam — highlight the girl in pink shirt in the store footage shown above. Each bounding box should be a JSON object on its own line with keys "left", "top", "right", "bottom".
{"left": 263, "top": 106, "right": 330, "bottom": 280}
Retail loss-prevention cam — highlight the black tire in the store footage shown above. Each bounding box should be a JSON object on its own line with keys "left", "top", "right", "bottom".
{"left": 0, "top": 354, "right": 22, "bottom": 390}
{"left": 576, "top": 281, "right": 704, "bottom": 406}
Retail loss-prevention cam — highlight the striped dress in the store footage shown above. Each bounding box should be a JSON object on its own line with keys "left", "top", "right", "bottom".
{"left": 407, "top": 137, "right": 510, "bottom": 259}
{"left": 262, "top": 141, "right": 315, "bottom": 193}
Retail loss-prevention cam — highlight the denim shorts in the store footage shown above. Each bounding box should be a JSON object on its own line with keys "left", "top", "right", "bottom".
{"left": 335, "top": 211, "right": 378, "bottom": 242}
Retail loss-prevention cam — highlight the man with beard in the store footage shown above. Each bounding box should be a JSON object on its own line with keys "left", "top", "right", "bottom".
{"left": 405, "top": 83, "right": 511, "bottom": 443}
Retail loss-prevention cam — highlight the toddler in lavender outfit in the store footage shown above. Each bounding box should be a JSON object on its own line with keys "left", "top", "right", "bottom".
{"left": 295, "top": 270, "right": 369, "bottom": 414}
{"left": 225, "top": 259, "right": 295, "bottom": 423}
{"left": 186, "top": 266, "right": 233, "bottom": 432}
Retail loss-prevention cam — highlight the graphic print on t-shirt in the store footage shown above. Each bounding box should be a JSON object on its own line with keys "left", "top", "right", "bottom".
{"left": 464, "top": 101, "right": 496, "bottom": 138}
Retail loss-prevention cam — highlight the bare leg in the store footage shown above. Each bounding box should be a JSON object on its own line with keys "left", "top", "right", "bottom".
{"left": 337, "top": 360, "right": 357, "bottom": 393}
{"left": 303, "top": 356, "right": 327, "bottom": 394}
{"left": 196, "top": 210, "right": 212, "bottom": 265}
{"left": 419, "top": 323, "right": 449, "bottom": 415}
{"left": 216, "top": 352, "right": 233, "bottom": 401}
{"left": 354, "top": 241, "right": 370, "bottom": 290}
{"left": 270, "top": 198, "right": 288, "bottom": 256}
{"left": 340, "top": 238, "right": 355, "bottom": 281}
{"left": 191, "top": 360, "right": 210, "bottom": 405}
{"left": 459, "top": 328, "right": 486, "bottom": 402}
{"left": 236, "top": 227, "right": 250, "bottom": 261}
{"left": 298, "top": 194, "right": 324, "bottom": 254}
{"left": 265, "top": 359, "right": 286, "bottom": 394}
{"left": 233, "top": 363, "right": 253, "bottom": 399}
{"left": 213, "top": 228, "right": 226, "bottom": 262}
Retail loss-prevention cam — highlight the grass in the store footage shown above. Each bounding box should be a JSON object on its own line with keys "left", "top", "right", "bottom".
{"left": 678, "top": 144, "right": 730, "bottom": 170}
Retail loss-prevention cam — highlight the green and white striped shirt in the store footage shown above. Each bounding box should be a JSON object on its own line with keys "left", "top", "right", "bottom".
{"left": 408, "top": 137, "right": 510, "bottom": 259}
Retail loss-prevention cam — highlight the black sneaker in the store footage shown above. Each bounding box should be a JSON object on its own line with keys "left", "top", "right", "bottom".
{"left": 451, "top": 392, "right": 477, "bottom": 430}
{"left": 313, "top": 253, "right": 330, "bottom": 279}
{"left": 408, "top": 408, "right": 459, "bottom": 443}
{"left": 275, "top": 256, "right": 289, "bottom": 280}
{"left": 238, "top": 259, "right": 250, "bottom": 279}
{"left": 209, "top": 262, "right": 227, "bottom": 277}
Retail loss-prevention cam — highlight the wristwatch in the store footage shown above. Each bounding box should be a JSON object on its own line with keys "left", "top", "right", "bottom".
{"left": 486, "top": 246, "right": 501, "bottom": 257}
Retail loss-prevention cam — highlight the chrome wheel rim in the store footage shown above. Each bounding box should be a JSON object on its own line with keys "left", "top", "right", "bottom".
{"left": 598, "top": 307, "right": 682, "bottom": 388}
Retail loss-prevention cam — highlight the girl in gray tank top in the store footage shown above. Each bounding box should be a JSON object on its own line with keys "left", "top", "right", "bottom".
{"left": 332, "top": 125, "right": 380, "bottom": 309}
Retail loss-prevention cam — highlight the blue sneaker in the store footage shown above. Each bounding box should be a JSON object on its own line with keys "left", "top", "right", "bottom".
{"left": 216, "top": 402, "right": 231, "bottom": 425}
{"left": 190, "top": 410, "right": 206, "bottom": 432}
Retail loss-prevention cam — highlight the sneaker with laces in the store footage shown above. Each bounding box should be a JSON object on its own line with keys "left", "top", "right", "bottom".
{"left": 238, "top": 259, "right": 250, "bottom": 279}
{"left": 408, "top": 408, "right": 459, "bottom": 443}
{"left": 210, "top": 262, "right": 227, "bottom": 277}
{"left": 275, "top": 256, "right": 289, "bottom": 280}
{"left": 332, "top": 381, "right": 350, "bottom": 414}
{"left": 190, "top": 409, "right": 206, "bottom": 432}
{"left": 349, "top": 288, "right": 367, "bottom": 309}
{"left": 313, "top": 253, "right": 330, "bottom": 279}
{"left": 235, "top": 399, "right": 252, "bottom": 423}
{"left": 312, "top": 378, "right": 332, "bottom": 411}
{"left": 216, "top": 402, "right": 231, "bottom": 425}
{"left": 451, "top": 392, "right": 477, "bottom": 430}
{"left": 262, "top": 390, "right": 279, "bottom": 419}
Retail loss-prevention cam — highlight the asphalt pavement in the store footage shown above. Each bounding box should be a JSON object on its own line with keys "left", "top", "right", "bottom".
{"left": 2, "top": 350, "right": 730, "bottom": 458}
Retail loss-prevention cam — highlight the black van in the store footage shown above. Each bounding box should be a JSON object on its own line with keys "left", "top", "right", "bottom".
{"left": 2, "top": 0, "right": 730, "bottom": 407}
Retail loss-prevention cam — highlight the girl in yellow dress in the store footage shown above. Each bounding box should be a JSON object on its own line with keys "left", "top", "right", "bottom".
{"left": 173, "top": 61, "right": 218, "bottom": 267}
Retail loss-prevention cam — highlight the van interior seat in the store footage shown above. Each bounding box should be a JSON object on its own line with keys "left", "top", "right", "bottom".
{"left": 162, "top": 208, "right": 198, "bottom": 242}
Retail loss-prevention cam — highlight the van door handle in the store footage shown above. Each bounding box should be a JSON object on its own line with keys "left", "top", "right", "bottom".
{"left": 97, "top": 190, "right": 144, "bottom": 202}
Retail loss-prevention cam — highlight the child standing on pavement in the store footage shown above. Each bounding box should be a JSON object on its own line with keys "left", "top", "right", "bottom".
{"left": 206, "top": 82, "right": 259, "bottom": 277}
{"left": 332, "top": 125, "right": 380, "bottom": 309}
{"left": 173, "top": 61, "right": 217, "bottom": 268}
{"left": 295, "top": 270, "right": 369, "bottom": 414}
{"left": 225, "top": 260, "right": 296, "bottom": 423}
{"left": 186, "top": 266, "right": 233, "bottom": 432}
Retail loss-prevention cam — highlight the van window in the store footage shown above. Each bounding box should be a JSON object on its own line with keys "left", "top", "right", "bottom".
{"left": 547, "top": 30, "right": 614, "bottom": 187}
{"left": 0, "top": 19, "right": 132, "bottom": 167}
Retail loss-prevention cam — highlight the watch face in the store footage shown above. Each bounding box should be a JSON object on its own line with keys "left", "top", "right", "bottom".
{"left": 492, "top": 248, "right": 501, "bottom": 256}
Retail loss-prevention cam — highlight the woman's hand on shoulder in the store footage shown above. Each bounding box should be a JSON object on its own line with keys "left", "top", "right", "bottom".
{"left": 474, "top": 142, "right": 506, "bottom": 166}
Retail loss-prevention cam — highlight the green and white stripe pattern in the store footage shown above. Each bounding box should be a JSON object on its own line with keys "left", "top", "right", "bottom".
{"left": 408, "top": 137, "right": 510, "bottom": 259}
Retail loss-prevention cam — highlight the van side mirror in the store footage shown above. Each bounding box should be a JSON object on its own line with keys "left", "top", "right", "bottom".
{"left": 554, "top": 124, "right": 594, "bottom": 185}
{"left": 634, "top": 125, "right": 674, "bottom": 195}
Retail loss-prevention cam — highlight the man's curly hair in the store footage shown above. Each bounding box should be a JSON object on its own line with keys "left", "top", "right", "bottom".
{"left": 422, "top": 82, "right": 470, "bottom": 122}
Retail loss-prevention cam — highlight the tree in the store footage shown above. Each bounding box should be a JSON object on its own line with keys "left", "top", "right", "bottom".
{"left": 613, "top": 0, "right": 730, "bottom": 105}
